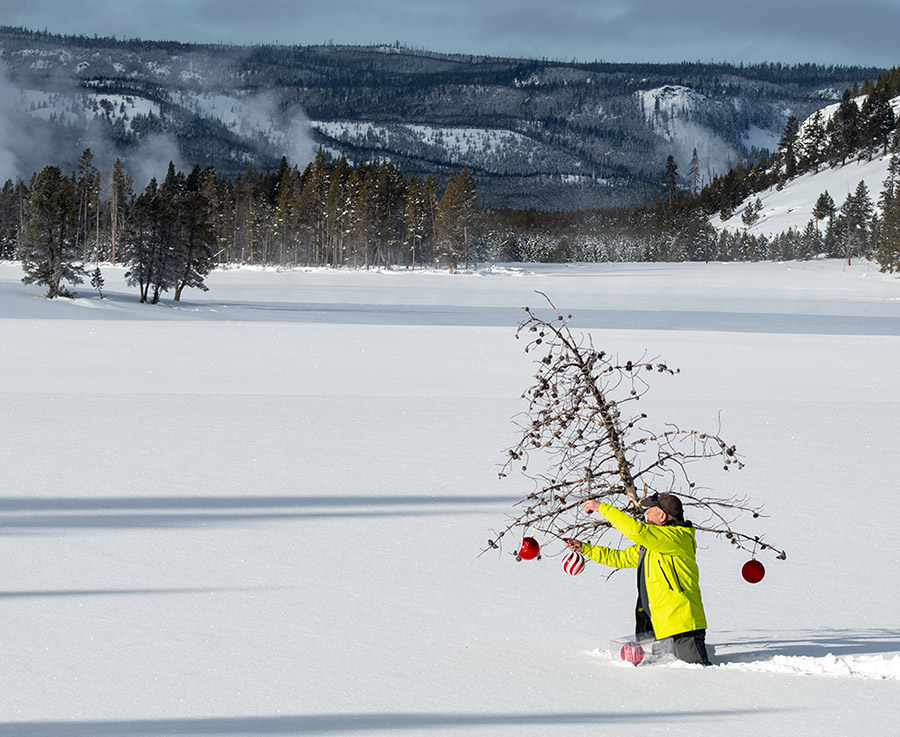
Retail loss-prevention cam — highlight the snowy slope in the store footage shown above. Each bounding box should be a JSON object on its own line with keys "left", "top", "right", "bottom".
{"left": 1, "top": 259, "right": 899, "bottom": 737}
{"left": 308, "top": 121, "right": 581, "bottom": 176}
{"left": 717, "top": 153, "right": 895, "bottom": 236}
{"left": 716, "top": 94, "right": 900, "bottom": 237}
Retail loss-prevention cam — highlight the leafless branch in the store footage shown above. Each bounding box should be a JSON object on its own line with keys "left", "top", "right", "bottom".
{"left": 486, "top": 293, "right": 786, "bottom": 561}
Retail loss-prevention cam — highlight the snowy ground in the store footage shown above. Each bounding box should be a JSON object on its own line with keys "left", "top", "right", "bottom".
{"left": 1, "top": 259, "right": 899, "bottom": 736}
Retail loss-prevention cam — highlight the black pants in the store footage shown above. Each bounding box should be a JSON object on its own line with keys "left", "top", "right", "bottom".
{"left": 658, "top": 629, "right": 712, "bottom": 666}
{"left": 635, "top": 599, "right": 712, "bottom": 666}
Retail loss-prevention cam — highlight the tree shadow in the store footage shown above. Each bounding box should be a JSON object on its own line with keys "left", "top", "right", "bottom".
{"left": 10, "top": 288, "right": 900, "bottom": 335}
{"left": 0, "top": 494, "right": 515, "bottom": 533}
{"left": 0, "top": 586, "right": 267, "bottom": 599}
{"left": 713, "top": 628, "right": 900, "bottom": 661}
{"left": 0, "top": 708, "right": 789, "bottom": 736}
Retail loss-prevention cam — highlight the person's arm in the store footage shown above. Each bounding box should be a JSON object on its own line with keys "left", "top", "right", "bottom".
{"left": 565, "top": 536, "right": 639, "bottom": 569}
{"left": 588, "top": 501, "right": 687, "bottom": 555}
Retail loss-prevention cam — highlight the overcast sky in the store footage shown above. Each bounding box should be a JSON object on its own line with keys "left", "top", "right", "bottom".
{"left": 3, "top": 0, "right": 899, "bottom": 68}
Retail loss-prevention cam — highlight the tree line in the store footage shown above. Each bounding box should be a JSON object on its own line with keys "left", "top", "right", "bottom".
{"left": 3, "top": 150, "right": 478, "bottom": 299}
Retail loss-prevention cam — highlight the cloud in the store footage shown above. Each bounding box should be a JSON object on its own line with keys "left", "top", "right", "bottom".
{"left": 2, "top": 1, "right": 897, "bottom": 71}
{"left": 459, "top": 0, "right": 900, "bottom": 65}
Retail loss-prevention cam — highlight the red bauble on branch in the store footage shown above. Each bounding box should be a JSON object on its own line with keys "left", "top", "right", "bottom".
{"left": 516, "top": 537, "right": 541, "bottom": 561}
{"left": 741, "top": 558, "right": 766, "bottom": 583}
{"left": 562, "top": 551, "right": 586, "bottom": 575}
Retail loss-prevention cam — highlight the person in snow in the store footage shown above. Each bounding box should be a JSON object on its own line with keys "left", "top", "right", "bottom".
{"left": 564, "top": 492, "right": 712, "bottom": 666}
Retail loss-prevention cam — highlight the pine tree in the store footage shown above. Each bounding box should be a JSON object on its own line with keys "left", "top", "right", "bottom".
{"left": 275, "top": 161, "right": 297, "bottom": 266}
{"left": 741, "top": 196, "right": 762, "bottom": 228}
{"left": 200, "top": 165, "right": 232, "bottom": 265}
{"left": 172, "top": 166, "right": 216, "bottom": 301}
{"left": 454, "top": 167, "right": 478, "bottom": 268}
{"left": 421, "top": 174, "right": 439, "bottom": 266}
{"left": 689, "top": 148, "right": 700, "bottom": 196}
{"left": 799, "top": 219, "right": 822, "bottom": 260}
{"left": 233, "top": 168, "right": 258, "bottom": 265}
{"left": 435, "top": 168, "right": 478, "bottom": 271}
{"left": 664, "top": 155, "right": 678, "bottom": 209}
{"left": 348, "top": 166, "right": 377, "bottom": 268}
{"left": 840, "top": 180, "right": 873, "bottom": 265}
{"left": 324, "top": 157, "right": 350, "bottom": 267}
{"left": 0, "top": 178, "right": 24, "bottom": 260}
{"left": 812, "top": 191, "right": 835, "bottom": 232}
{"left": 435, "top": 170, "right": 464, "bottom": 271}
{"left": 778, "top": 115, "right": 800, "bottom": 180}
{"left": 123, "top": 180, "right": 158, "bottom": 303}
{"left": 109, "top": 158, "right": 133, "bottom": 266}
{"left": 90, "top": 265, "right": 104, "bottom": 298}
{"left": 123, "top": 174, "right": 178, "bottom": 304}
{"left": 306, "top": 151, "right": 331, "bottom": 266}
{"left": 875, "top": 138, "right": 900, "bottom": 272}
{"left": 75, "top": 148, "right": 101, "bottom": 262}
{"left": 404, "top": 176, "right": 426, "bottom": 268}
{"left": 859, "top": 85, "right": 896, "bottom": 159}
{"left": 828, "top": 90, "right": 860, "bottom": 166}
{"left": 19, "top": 165, "right": 84, "bottom": 298}
{"left": 798, "top": 111, "right": 827, "bottom": 173}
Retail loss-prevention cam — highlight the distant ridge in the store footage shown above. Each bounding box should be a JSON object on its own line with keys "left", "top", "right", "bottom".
{"left": 0, "top": 25, "right": 889, "bottom": 210}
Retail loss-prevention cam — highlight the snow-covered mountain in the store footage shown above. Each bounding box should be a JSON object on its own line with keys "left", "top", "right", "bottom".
{"left": 0, "top": 27, "right": 885, "bottom": 209}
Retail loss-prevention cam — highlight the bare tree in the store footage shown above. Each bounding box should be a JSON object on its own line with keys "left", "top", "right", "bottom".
{"left": 485, "top": 294, "right": 786, "bottom": 561}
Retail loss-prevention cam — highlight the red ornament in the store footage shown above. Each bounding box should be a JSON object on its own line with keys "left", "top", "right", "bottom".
{"left": 517, "top": 537, "right": 541, "bottom": 561}
{"left": 562, "top": 551, "right": 586, "bottom": 576}
{"left": 620, "top": 641, "right": 644, "bottom": 665}
{"left": 741, "top": 558, "right": 766, "bottom": 583}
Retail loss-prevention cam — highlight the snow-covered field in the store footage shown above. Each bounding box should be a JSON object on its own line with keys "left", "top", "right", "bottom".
{"left": 1, "top": 259, "right": 899, "bottom": 736}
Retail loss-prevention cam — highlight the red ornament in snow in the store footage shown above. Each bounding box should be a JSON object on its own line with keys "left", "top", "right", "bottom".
{"left": 562, "top": 551, "right": 586, "bottom": 576}
{"left": 741, "top": 558, "right": 766, "bottom": 583}
{"left": 517, "top": 537, "right": 541, "bottom": 561}
{"left": 620, "top": 641, "right": 644, "bottom": 665}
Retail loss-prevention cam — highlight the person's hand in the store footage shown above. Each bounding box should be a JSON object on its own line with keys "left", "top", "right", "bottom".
{"left": 563, "top": 538, "right": 582, "bottom": 552}
{"left": 583, "top": 500, "right": 601, "bottom": 514}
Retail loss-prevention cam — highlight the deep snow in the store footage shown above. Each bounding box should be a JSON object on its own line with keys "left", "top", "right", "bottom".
{"left": 1, "top": 260, "right": 899, "bottom": 736}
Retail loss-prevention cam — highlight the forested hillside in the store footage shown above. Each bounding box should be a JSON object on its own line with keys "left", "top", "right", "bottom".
{"left": 0, "top": 26, "right": 887, "bottom": 210}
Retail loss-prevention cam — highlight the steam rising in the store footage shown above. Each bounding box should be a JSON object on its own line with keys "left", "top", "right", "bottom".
{"left": 0, "top": 63, "right": 26, "bottom": 181}
{"left": 0, "top": 61, "right": 315, "bottom": 187}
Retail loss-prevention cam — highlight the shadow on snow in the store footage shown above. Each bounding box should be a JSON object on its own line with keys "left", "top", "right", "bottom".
{"left": 0, "top": 494, "right": 516, "bottom": 533}
{"left": 714, "top": 627, "right": 900, "bottom": 660}
{"left": 8, "top": 288, "right": 900, "bottom": 335}
{"left": 0, "top": 708, "right": 791, "bottom": 736}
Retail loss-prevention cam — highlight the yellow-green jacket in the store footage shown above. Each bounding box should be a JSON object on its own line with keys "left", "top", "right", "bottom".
{"left": 581, "top": 502, "right": 707, "bottom": 640}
